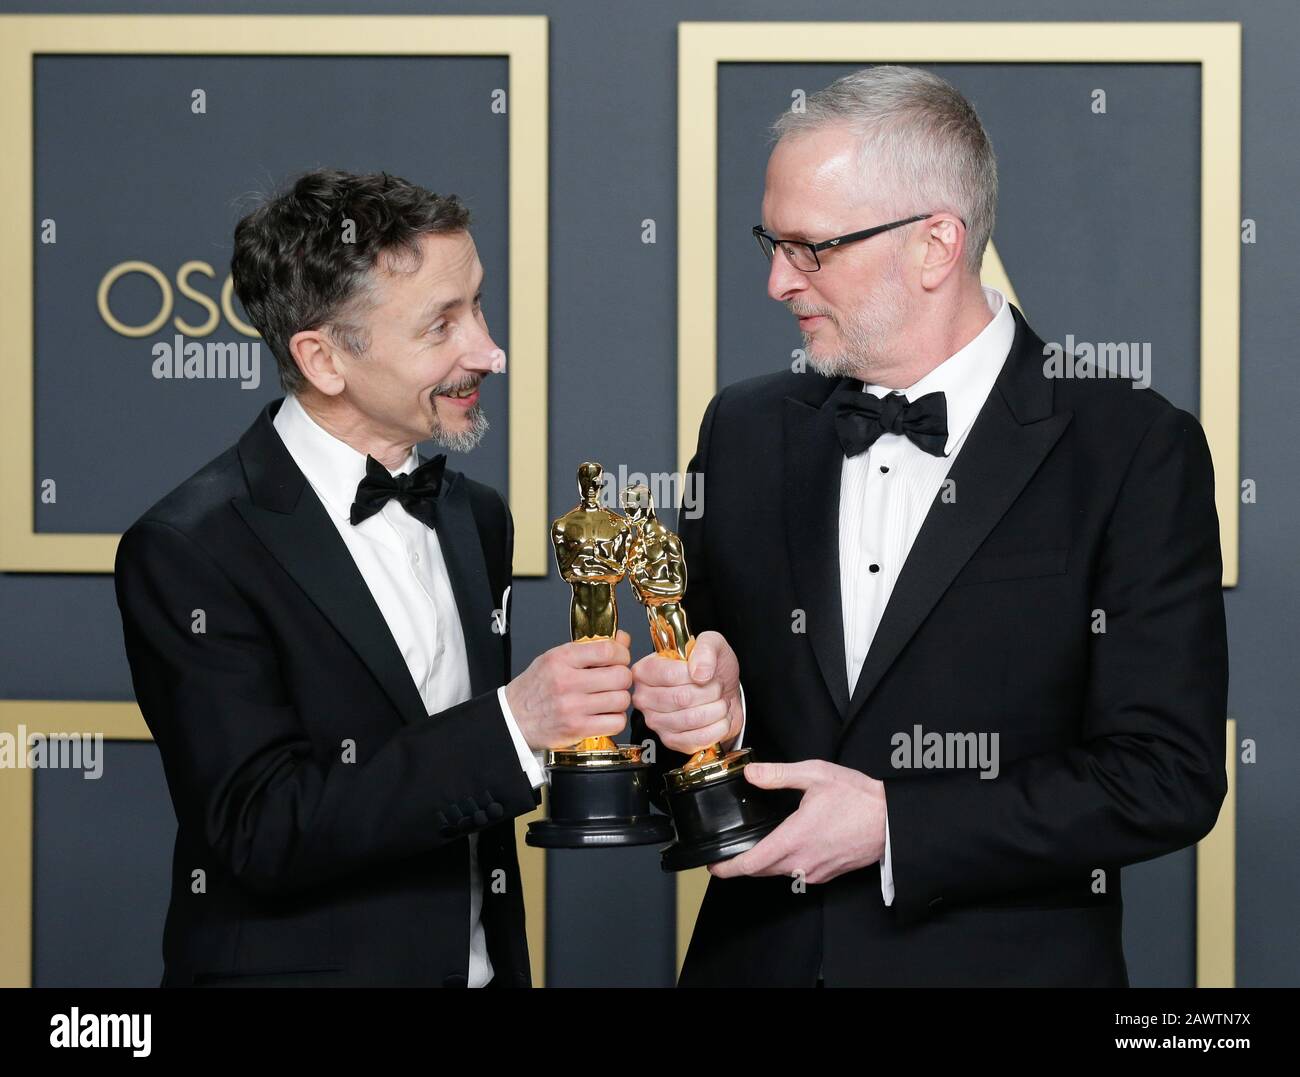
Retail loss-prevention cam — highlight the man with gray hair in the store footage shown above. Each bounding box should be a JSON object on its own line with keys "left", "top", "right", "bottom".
{"left": 632, "top": 66, "right": 1227, "bottom": 986}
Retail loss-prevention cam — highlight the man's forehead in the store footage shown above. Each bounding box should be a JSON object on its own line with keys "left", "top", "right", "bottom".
{"left": 764, "top": 129, "right": 868, "bottom": 232}
{"left": 416, "top": 230, "right": 480, "bottom": 283}
{"left": 375, "top": 231, "right": 481, "bottom": 306}
{"left": 772, "top": 123, "right": 859, "bottom": 169}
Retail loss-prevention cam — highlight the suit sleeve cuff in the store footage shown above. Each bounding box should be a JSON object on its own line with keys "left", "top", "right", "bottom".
{"left": 497, "top": 685, "right": 547, "bottom": 789}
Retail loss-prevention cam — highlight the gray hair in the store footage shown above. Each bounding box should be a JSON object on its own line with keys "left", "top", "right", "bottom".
{"left": 772, "top": 65, "right": 997, "bottom": 274}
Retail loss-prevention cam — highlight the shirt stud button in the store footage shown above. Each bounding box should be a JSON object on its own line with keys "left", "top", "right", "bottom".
{"left": 869, "top": 563, "right": 880, "bottom": 573}
{"left": 880, "top": 465, "right": 889, "bottom": 474}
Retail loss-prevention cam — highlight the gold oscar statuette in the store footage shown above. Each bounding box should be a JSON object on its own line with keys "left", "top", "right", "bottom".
{"left": 548, "top": 460, "right": 637, "bottom": 763}
{"left": 621, "top": 482, "right": 795, "bottom": 871}
{"left": 621, "top": 483, "right": 747, "bottom": 782}
{"left": 524, "top": 463, "right": 674, "bottom": 849}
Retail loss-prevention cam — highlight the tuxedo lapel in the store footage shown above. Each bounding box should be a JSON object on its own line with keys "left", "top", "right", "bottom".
{"left": 783, "top": 380, "right": 854, "bottom": 717}
{"left": 842, "top": 305, "right": 1072, "bottom": 727}
{"left": 231, "top": 400, "right": 431, "bottom": 727}
{"left": 425, "top": 467, "right": 500, "bottom": 698}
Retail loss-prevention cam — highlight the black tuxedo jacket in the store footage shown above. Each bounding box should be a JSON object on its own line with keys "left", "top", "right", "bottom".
{"left": 635, "top": 303, "right": 1228, "bottom": 987}
{"left": 114, "top": 398, "right": 538, "bottom": 987}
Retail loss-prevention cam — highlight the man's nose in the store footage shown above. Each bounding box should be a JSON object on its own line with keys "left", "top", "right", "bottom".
{"left": 767, "top": 252, "right": 808, "bottom": 303}
{"left": 460, "top": 325, "right": 506, "bottom": 375}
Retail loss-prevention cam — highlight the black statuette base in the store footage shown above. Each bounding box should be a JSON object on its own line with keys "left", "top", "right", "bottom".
{"left": 660, "top": 768, "right": 799, "bottom": 872}
{"left": 526, "top": 761, "right": 674, "bottom": 849}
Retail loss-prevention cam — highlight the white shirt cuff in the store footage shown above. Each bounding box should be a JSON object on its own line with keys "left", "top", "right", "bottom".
{"left": 729, "top": 681, "right": 747, "bottom": 750}
{"left": 497, "top": 685, "right": 547, "bottom": 789}
{"left": 880, "top": 800, "right": 895, "bottom": 906}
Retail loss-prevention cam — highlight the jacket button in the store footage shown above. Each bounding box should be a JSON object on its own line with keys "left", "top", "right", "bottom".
{"left": 929, "top": 896, "right": 944, "bottom": 908}
{"left": 473, "top": 809, "right": 489, "bottom": 827}
{"left": 442, "top": 973, "right": 467, "bottom": 988}
{"left": 486, "top": 802, "right": 504, "bottom": 820}
{"left": 458, "top": 816, "right": 476, "bottom": 833}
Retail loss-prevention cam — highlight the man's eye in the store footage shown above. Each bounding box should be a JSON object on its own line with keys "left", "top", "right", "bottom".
{"left": 429, "top": 322, "right": 447, "bottom": 336}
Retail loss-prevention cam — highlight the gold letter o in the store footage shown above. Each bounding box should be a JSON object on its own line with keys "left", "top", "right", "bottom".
{"left": 97, "top": 260, "right": 173, "bottom": 337}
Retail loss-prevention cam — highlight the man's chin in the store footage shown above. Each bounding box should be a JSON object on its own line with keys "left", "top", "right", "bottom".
{"left": 429, "top": 404, "right": 489, "bottom": 453}
{"left": 805, "top": 346, "right": 859, "bottom": 379}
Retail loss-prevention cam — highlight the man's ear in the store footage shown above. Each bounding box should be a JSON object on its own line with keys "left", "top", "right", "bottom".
{"left": 918, "top": 215, "right": 965, "bottom": 292}
{"left": 288, "top": 329, "right": 346, "bottom": 396}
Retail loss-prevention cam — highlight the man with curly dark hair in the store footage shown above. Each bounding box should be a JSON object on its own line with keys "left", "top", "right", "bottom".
{"left": 114, "top": 169, "right": 634, "bottom": 987}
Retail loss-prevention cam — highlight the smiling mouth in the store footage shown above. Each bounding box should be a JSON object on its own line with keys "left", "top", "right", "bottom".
{"left": 432, "top": 375, "right": 483, "bottom": 402}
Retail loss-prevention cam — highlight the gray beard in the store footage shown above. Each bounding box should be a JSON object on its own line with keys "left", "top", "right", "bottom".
{"left": 805, "top": 339, "right": 865, "bottom": 379}
{"left": 430, "top": 403, "right": 489, "bottom": 453}
{"left": 806, "top": 318, "right": 895, "bottom": 380}
{"left": 805, "top": 248, "right": 910, "bottom": 379}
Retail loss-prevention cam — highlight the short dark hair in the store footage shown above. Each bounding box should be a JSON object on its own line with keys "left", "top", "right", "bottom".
{"left": 231, "top": 168, "right": 472, "bottom": 393}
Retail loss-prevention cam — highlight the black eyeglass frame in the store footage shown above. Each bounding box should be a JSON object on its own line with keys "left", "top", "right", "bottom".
{"left": 752, "top": 212, "right": 964, "bottom": 271}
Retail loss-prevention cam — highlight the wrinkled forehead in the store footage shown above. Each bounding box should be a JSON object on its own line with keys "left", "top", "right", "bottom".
{"left": 368, "top": 229, "right": 478, "bottom": 297}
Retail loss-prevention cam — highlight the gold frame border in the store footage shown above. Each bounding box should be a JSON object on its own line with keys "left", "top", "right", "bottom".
{"left": 1197, "top": 718, "right": 1237, "bottom": 987}
{"left": 0, "top": 14, "right": 550, "bottom": 577}
{"left": 0, "top": 700, "right": 547, "bottom": 987}
{"left": 675, "top": 20, "right": 1241, "bottom": 985}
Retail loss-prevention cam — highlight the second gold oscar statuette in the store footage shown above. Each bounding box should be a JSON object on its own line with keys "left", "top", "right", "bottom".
{"left": 621, "top": 483, "right": 796, "bottom": 871}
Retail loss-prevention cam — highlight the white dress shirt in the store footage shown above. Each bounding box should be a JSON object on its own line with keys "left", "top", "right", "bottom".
{"left": 841, "top": 283, "right": 1014, "bottom": 904}
{"left": 733, "top": 284, "right": 1013, "bottom": 908}
{"left": 273, "top": 394, "right": 544, "bottom": 988}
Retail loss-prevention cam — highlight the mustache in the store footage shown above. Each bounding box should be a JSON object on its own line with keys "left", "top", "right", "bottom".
{"left": 430, "top": 373, "right": 485, "bottom": 396}
{"left": 787, "top": 303, "right": 834, "bottom": 321}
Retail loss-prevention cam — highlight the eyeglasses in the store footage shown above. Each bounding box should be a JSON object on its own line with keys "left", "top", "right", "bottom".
{"left": 753, "top": 213, "right": 953, "bottom": 272}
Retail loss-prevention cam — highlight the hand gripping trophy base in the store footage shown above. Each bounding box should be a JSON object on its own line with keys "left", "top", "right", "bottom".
{"left": 525, "top": 463, "right": 674, "bottom": 850}
{"left": 526, "top": 657, "right": 675, "bottom": 849}
{"left": 619, "top": 483, "right": 796, "bottom": 872}
{"left": 524, "top": 737, "right": 674, "bottom": 849}
{"left": 655, "top": 671, "right": 799, "bottom": 872}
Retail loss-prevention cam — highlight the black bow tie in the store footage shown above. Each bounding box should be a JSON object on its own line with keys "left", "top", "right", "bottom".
{"left": 349, "top": 453, "right": 447, "bottom": 528}
{"left": 831, "top": 386, "right": 949, "bottom": 459}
